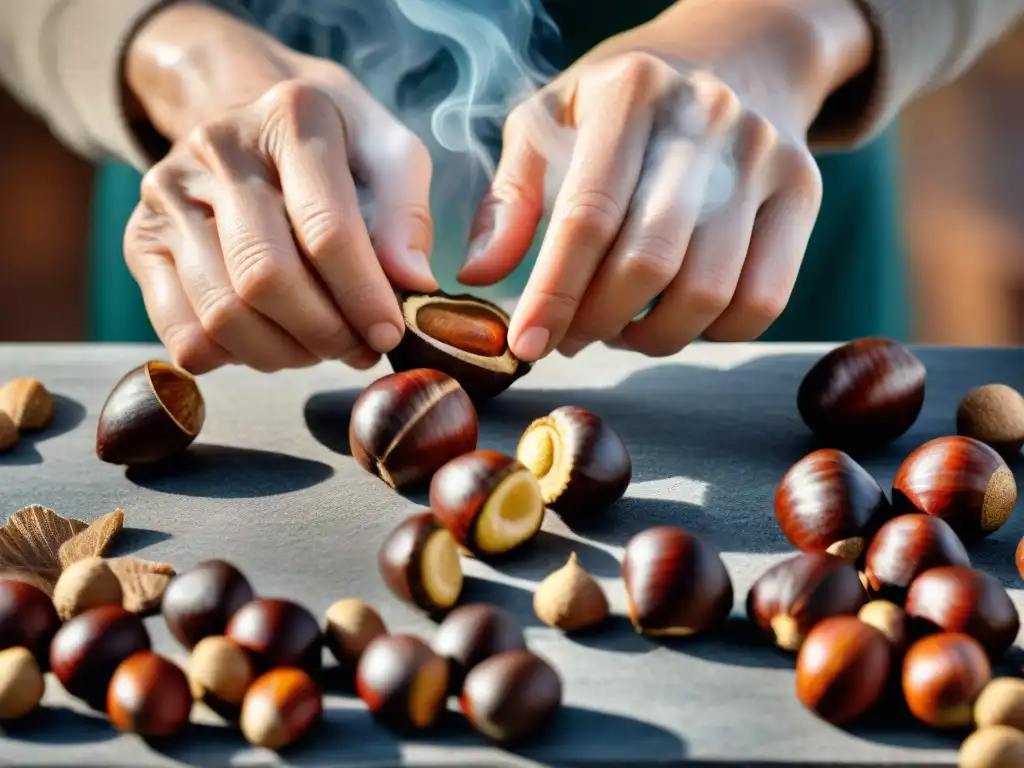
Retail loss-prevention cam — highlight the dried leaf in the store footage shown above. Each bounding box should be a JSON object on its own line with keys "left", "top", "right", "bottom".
{"left": 0, "top": 567, "right": 58, "bottom": 596}
{"left": 107, "top": 557, "right": 176, "bottom": 614}
{"left": 0, "top": 505, "right": 88, "bottom": 572}
{"left": 58, "top": 509, "right": 125, "bottom": 568}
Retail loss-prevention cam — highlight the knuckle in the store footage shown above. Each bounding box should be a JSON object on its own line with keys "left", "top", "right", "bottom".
{"left": 740, "top": 289, "right": 788, "bottom": 326}
{"left": 736, "top": 112, "right": 779, "bottom": 176}
{"left": 139, "top": 162, "right": 183, "bottom": 209}
{"left": 335, "top": 280, "right": 392, "bottom": 316}
{"left": 164, "top": 323, "right": 222, "bottom": 373}
{"left": 232, "top": 248, "right": 292, "bottom": 305}
{"left": 533, "top": 286, "right": 581, "bottom": 317}
{"left": 778, "top": 145, "right": 823, "bottom": 209}
{"left": 196, "top": 289, "right": 244, "bottom": 339}
{"left": 678, "top": 278, "right": 734, "bottom": 318}
{"left": 705, "top": 84, "right": 743, "bottom": 133}
{"left": 559, "top": 190, "right": 624, "bottom": 243}
{"left": 264, "top": 79, "right": 329, "bottom": 123}
{"left": 294, "top": 203, "right": 350, "bottom": 259}
{"left": 185, "top": 120, "right": 239, "bottom": 167}
{"left": 621, "top": 234, "right": 681, "bottom": 287}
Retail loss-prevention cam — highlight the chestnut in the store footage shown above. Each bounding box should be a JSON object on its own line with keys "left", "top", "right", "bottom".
{"left": 857, "top": 600, "right": 909, "bottom": 653}
{"left": 533, "top": 553, "right": 610, "bottom": 632}
{"left": 349, "top": 368, "right": 479, "bottom": 490}
{"left": 902, "top": 632, "right": 991, "bottom": 728}
{"left": 796, "top": 337, "right": 926, "bottom": 449}
{"left": 959, "top": 726, "right": 1024, "bottom": 768}
{"left": 0, "top": 578, "right": 61, "bottom": 667}
{"left": 515, "top": 406, "right": 631, "bottom": 521}
{"left": 49, "top": 604, "right": 152, "bottom": 709}
{"left": 621, "top": 526, "right": 733, "bottom": 637}
{"left": 746, "top": 552, "right": 867, "bottom": 652}
{"left": 323, "top": 598, "right": 387, "bottom": 672}
{"left": 378, "top": 511, "right": 464, "bottom": 614}
{"left": 96, "top": 360, "right": 205, "bottom": 466}
{"left": 430, "top": 449, "right": 545, "bottom": 557}
{"left": 956, "top": 383, "right": 1024, "bottom": 459}
{"left": 862, "top": 514, "right": 970, "bottom": 602}
{"left": 974, "top": 677, "right": 1024, "bottom": 731}
{"left": 355, "top": 634, "right": 449, "bottom": 731}
{"left": 904, "top": 565, "right": 1019, "bottom": 658}
{"left": 107, "top": 651, "right": 193, "bottom": 737}
{"left": 187, "top": 635, "right": 255, "bottom": 721}
{"left": 1017, "top": 537, "right": 1024, "bottom": 581}
{"left": 162, "top": 558, "right": 255, "bottom": 650}
{"left": 430, "top": 603, "right": 527, "bottom": 694}
{"left": 224, "top": 598, "right": 323, "bottom": 675}
{"left": 460, "top": 650, "right": 562, "bottom": 745}
{"left": 892, "top": 435, "right": 1017, "bottom": 543}
{"left": 240, "top": 667, "right": 323, "bottom": 749}
{"left": 774, "top": 448, "right": 891, "bottom": 563}
{"left": 0, "top": 647, "right": 45, "bottom": 721}
{"left": 386, "top": 291, "right": 530, "bottom": 400}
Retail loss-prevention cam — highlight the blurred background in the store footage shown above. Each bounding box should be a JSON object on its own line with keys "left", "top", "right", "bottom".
{"left": 1, "top": 19, "right": 1022, "bottom": 348}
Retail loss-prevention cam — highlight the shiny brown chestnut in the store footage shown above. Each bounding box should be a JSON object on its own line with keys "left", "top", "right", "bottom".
{"left": 904, "top": 565, "right": 1019, "bottom": 658}
{"left": 349, "top": 368, "right": 479, "bottom": 490}
{"left": 774, "top": 449, "right": 891, "bottom": 563}
{"left": 1017, "top": 537, "right": 1024, "bottom": 581}
{"left": 187, "top": 635, "right": 255, "bottom": 721}
{"left": 957, "top": 383, "right": 1024, "bottom": 459}
{"left": 107, "top": 651, "right": 193, "bottom": 736}
{"left": 796, "top": 337, "right": 926, "bottom": 449}
{"left": 892, "top": 435, "right": 1017, "bottom": 543}
{"left": 857, "top": 600, "right": 909, "bottom": 653}
{"left": 49, "top": 604, "right": 152, "bottom": 709}
{"left": 430, "top": 603, "right": 527, "bottom": 694}
{"left": 161, "top": 558, "right": 255, "bottom": 650}
{"left": 515, "top": 406, "right": 631, "bottom": 521}
{"left": 96, "top": 360, "right": 205, "bottom": 466}
{"left": 862, "top": 514, "right": 970, "bottom": 602}
{"left": 378, "top": 512, "right": 464, "bottom": 614}
{"left": 323, "top": 598, "right": 387, "bottom": 672}
{"left": 746, "top": 552, "right": 867, "bottom": 652}
{"left": 0, "top": 578, "right": 62, "bottom": 667}
{"left": 902, "top": 632, "right": 991, "bottom": 728}
{"left": 355, "top": 634, "right": 449, "bottom": 731}
{"left": 240, "top": 667, "right": 323, "bottom": 749}
{"left": 386, "top": 291, "right": 530, "bottom": 400}
{"left": 225, "top": 598, "right": 323, "bottom": 675}
{"left": 621, "top": 526, "right": 733, "bottom": 636}
{"left": 430, "top": 449, "right": 545, "bottom": 557}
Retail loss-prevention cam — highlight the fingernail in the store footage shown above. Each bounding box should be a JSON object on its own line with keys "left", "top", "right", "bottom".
{"left": 463, "top": 203, "right": 505, "bottom": 269}
{"left": 463, "top": 232, "right": 492, "bottom": 269}
{"left": 560, "top": 337, "right": 587, "bottom": 358}
{"left": 513, "top": 327, "right": 550, "bottom": 361}
{"left": 400, "top": 249, "right": 437, "bottom": 289}
{"left": 367, "top": 322, "right": 403, "bottom": 353}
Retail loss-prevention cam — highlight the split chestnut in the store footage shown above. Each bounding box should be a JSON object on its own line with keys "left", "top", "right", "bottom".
{"left": 862, "top": 514, "right": 970, "bottom": 602}
{"left": 378, "top": 512, "right": 464, "bottom": 614}
{"left": 356, "top": 634, "right": 450, "bottom": 731}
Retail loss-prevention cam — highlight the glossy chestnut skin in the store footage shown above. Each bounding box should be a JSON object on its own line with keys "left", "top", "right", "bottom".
{"left": 356, "top": 634, "right": 449, "bottom": 731}
{"left": 892, "top": 435, "right": 1017, "bottom": 543}
{"left": 902, "top": 632, "right": 991, "bottom": 728}
{"left": 0, "top": 579, "right": 61, "bottom": 668}
{"left": 1017, "top": 537, "right": 1024, "bottom": 581}
{"left": 378, "top": 511, "right": 464, "bottom": 614}
{"left": 225, "top": 598, "right": 323, "bottom": 675}
{"left": 430, "top": 449, "right": 545, "bottom": 557}
{"left": 349, "top": 368, "right": 479, "bottom": 490}
{"left": 49, "top": 604, "right": 152, "bottom": 709}
{"left": 162, "top": 558, "right": 255, "bottom": 650}
{"left": 515, "top": 406, "right": 632, "bottom": 522}
{"left": 96, "top": 360, "right": 205, "bottom": 466}
{"left": 796, "top": 337, "right": 926, "bottom": 449}
{"left": 621, "top": 526, "right": 733, "bottom": 637}
{"left": 460, "top": 650, "right": 562, "bottom": 744}
{"left": 240, "top": 667, "right": 323, "bottom": 749}
{"left": 862, "top": 514, "right": 970, "bottom": 602}
{"left": 746, "top": 552, "right": 867, "bottom": 652}
{"left": 430, "top": 603, "right": 527, "bottom": 694}
{"left": 107, "top": 651, "right": 193, "bottom": 736}
{"left": 904, "top": 565, "right": 1019, "bottom": 658}
{"left": 774, "top": 449, "right": 892, "bottom": 563}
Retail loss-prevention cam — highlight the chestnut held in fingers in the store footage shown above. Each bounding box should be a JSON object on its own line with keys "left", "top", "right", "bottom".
{"left": 430, "top": 449, "right": 545, "bottom": 557}
{"left": 386, "top": 291, "right": 530, "bottom": 400}
{"left": 774, "top": 449, "right": 891, "bottom": 563}
{"left": 187, "top": 635, "right": 255, "bottom": 721}
{"left": 0, "top": 578, "right": 61, "bottom": 667}
{"left": 857, "top": 600, "right": 909, "bottom": 653}
{"left": 356, "top": 634, "right": 449, "bottom": 731}
{"left": 240, "top": 667, "right": 323, "bottom": 750}
{"left": 96, "top": 360, "right": 205, "bottom": 466}
{"left": 323, "top": 598, "right": 387, "bottom": 671}
{"left": 957, "top": 383, "right": 1024, "bottom": 459}
{"left": 515, "top": 406, "right": 631, "bottom": 521}
{"left": 862, "top": 514, "right": 970, "bottom": 602}
{"left": 107, "top": 651, "right": 193, "bottom": 737}
{"left": 902, "top": 632, "right": 991, "bottom": 728}
{"left": 904, "top": 565, "right": 1019, "bottom": 658}
{"left": 225, "top": 598, "right": 323, "bottom": 675}
{"left": 430, "top": 603, "right": 527, "bottom": 694}
{"left": 460, "top": 650, "right": 562, "bottom": 745}
{"left": 746, "top": 552, "right": 867, "bottom": 652}
{"left": 621, "top": 526, "right": 733, "bottom": 637}
{"left": 0, "top": 647, "right": 45, "bottom": 721}
{"left": 379, "top": 512, "right": 464, "bottom": 614}
{"left": 162, "top": 558, "right": 255, "bottom": 650}
{"left": 892, "top": 435, "right": 1017, "bottom": 543}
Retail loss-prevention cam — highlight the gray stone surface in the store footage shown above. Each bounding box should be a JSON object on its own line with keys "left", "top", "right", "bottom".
{"left": 0, "top": 342, "right": 1021, "bottom": 767}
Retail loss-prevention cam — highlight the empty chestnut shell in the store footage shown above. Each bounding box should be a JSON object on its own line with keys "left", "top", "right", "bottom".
{"left": 956, "top": 383, "right": 1024, "bottom": 459}
{"left": 902, "top": 632, "right": 991, "bottom": 728}
{"left": 430, "top": 449, "right": 545, "bottom": 557}
{"left": 162, "top": 558, "right": 255, "bottom": 650}
{"left": 387, "top": 291, "right": 529, "bottom": 400}
{"left": 796, "top": 337, "right": 926, "bottom": 449}
{"left": 862, "top": 514, "right": 970, "bottom": 602}
{"left": 774, "top": 448, "right": 891, "bottom": 563}
{"left": 892, "top": 435, "right": 1017, "bottom": 543}
{"left": 460, "top": 650, "right": 562, "bottom": 744}
{"left": 746, "top": 552, "right": 867, "bottom": 652}
{"left": 0, "top": 578, "right": 61, "bottom": 668}
{"left": 96, "top": 360, "right": 205, "bottom": 466}
{"left": 430, "top": 603, "right": 527, "bottom": 694}
{"left": 379, "top": 511, "right": 464, "bottom": 614}
{"left": 224, "top": 598, "right": 323, "bottom": 675}
{"left": 107, "top": 651, "right": 193, "bottom": 736}
{"left": 516, "top": 406, "right": 631, "bottom": 521}
{"left": 621, "top": 526, "right": 733, "bottom": 636}
{"left": 349, "top": 368, "right": 479, "bottom": 490}
{"left": 356, "top": 634, "right": 450, "bottom": 731}
{"left": 240, "top": 667, "right": 323, "bottom": 749}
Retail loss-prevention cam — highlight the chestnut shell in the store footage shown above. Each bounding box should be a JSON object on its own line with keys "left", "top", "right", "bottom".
{"left": 378, "top": 511, "right": 464, "bottom": 614}
{"left": 862, "top": 514, "right": 970, "bottom": 602}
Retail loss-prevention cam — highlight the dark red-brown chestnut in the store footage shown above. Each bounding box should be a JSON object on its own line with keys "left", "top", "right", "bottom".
{"left": 161, "top": 558, "right": 255, "bottom": 650}
{"left": 107, "top": 651, "right": 193, "bottom": 736}
{"left": 460, "top": 650, "right": 562, "bottom": 744}
{"left": 0, "top": 578, "right": 61, "bottom": 668}
{"left": 862, "top": 514, "right": 970, "bottom": 602}
{"left": 378, "top": 511, "right": 464, "bottom": 614}
{"left": 903, "top": 632, "right": 992, "bottom": 728}
{"left": 356, "top": 634, "right": 449, "bottom": 731}
{"left": 430, "top": 603, "right": 527, "bottom": 694}
{"left": 224, "top": 598, "right": 323, "bottom": 675}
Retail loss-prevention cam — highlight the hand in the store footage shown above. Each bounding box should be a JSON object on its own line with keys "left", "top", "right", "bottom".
{"left": 122, "top": 2, "right": 436, "bottom": 374}
{"left": 458, "top": 0, "right": 872, "bottom": 360}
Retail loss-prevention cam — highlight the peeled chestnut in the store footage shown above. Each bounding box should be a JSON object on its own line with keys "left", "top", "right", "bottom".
{"left": 349, "top": 368, "right": 479, "bottom": 490}
{"left": 378, "top": 511, "right": 464, "bottom": 614}
{"left": 460, "top": 650, "right": 562, "bottom": 744}
{"left": 323, "top": 598, "right": 387, "bottom": 672}
{"left": 49, "top": 604, "right": 152, "bottom": 709}
{"left": 356, "top": 634, "right": 449, "bottom": 731}
{"left": 515, "top": 406, "right": 631, "bottom": 521}
{"left": 857, "top": 600, "right": 909, "bottom": 653}
{"left": 902, "top": 632, "right": 991, "bottom": 728}
{"left": 187, "top": 635, "right": 255, "bottom": 720}
{"left": 386, "top": 291, "right": 529, "bottom": 400}
{"left": 796, "top": 337, "right": 926, "bottom": 449}
{"left": 240, "top": 667, "right": 323, "bottom": 749}
{"left": 621, "top": 526, "right": 733, "bottom": 636}
{"left": 225, "top": 598, "right": 323, "bottom": 675}
{"left": 96, "top": 360, "right": 205, "bottom": 466}
{"left": 957, "top": 383, "right": 1024, "bottom": 459}
{"left": 892, "top": 435, "right": 1017, "bottom": 543}
{"left": 904, "top": 565, "right": 1019, "bottom": 658}
{"left": 107, "top": 651, "right": 193, "bottom": 736}
{"left": 430, "top": 603, "right": 527, "bottom": 694}
{"left": 774, "top": 449, "right": 891, "bottom": 563}
{"left": 162, "top": 558, "right": 255, "bottom": 650}
{"left": 862, "top": 514, "right": 970, "bottom": 602}
{"left": 746, "top": 552, "right": 867, "bottom": 652}
{"left": 0, "top": 578, "right": 61, "bottom": 667}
